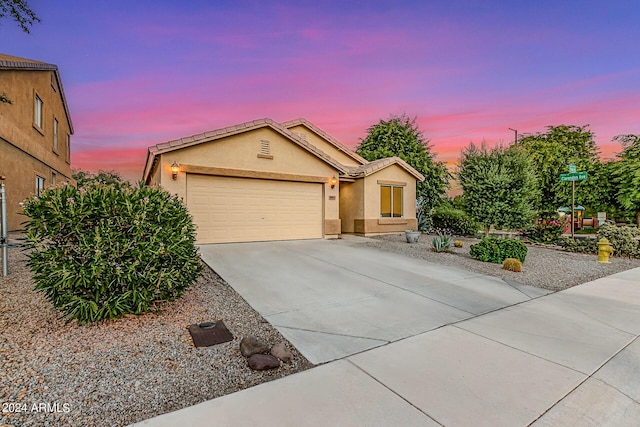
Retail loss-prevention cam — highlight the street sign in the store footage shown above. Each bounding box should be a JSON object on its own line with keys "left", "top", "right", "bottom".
{"left": 569, "top": 164, "right": 577, "bottom": 173}
{"left": 560, "top": 171, "right": 587, "bottom": 182}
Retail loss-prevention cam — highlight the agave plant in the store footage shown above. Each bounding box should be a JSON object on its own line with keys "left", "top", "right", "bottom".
{"left": 431, "top": 232, "right": 453, "bottom": 252}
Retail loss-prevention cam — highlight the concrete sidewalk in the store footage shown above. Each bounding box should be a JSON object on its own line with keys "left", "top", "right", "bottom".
{"left": 134, "top": 266, "right": 640, "bottom": 426}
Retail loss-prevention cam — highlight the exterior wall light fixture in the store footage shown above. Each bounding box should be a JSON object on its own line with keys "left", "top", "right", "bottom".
{"left": 171, "top": 162, "right": 180, "bottom": 180}
{"left": 330, "top": 176, "right": 337, "bottom": 189}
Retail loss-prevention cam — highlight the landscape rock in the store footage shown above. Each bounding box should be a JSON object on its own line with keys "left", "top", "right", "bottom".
{"left": 247, "top": 354, "right": 280, "bottom": 371}
{"left": 270, "top": 342, "right": 294, "bottom": 363}
{"left": 239, "top": 335, "right": 270, "bottom": 357}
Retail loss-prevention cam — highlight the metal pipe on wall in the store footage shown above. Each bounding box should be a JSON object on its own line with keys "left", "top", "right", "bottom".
{"left": 1, "top": 182, "right": 8, "bottom": 276}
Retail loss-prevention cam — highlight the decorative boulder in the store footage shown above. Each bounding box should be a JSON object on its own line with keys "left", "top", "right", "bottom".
{"left": 248, "top": 354, "right": 280, "bottom": 371}
{"left": 240, "top": 335, "right": 270, "bottom": 357}
{"left": 270, "top": 342, "right": 294, "bottom": 363}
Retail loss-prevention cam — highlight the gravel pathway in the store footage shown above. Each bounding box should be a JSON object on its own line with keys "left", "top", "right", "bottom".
{"left": 364, "top": 233, "right": 640, "bottom": 291}
{"left": 0, "top": 245, "right": 312, "bottom": 427}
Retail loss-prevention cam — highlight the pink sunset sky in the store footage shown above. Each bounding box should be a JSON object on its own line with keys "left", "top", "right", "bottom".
{"left": 4, "top": 0, "right": 640, "bottom": 182}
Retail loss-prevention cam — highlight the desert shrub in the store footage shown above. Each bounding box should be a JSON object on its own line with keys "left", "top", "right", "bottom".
{"left": 22, "top": 183, "right": 202, "bottom": 324}
{"left": 597, "top": 223, "right": 640, "bottom": 258}
{"left": 522, "top": 219, "right": 564, "bottom": 244}
{"left": 431, "top": 232, "right": 453, "bottom": 252}
{"left": 498, "top": 239, "right": 528, "bottom": 263}
{"left": 453, "top": 240, "right": 463, "bottom": 248}
{"left": 502, "top": 258, "right": 523, "bottom": 272}
{"left": 432, "top": 206, "right": 479, "bottom": 236}
{"left": 558, "top": 237, "right": 598, "bottom": 253}
{"left": 470, "top": 237, "right": 528, "bottom": 263}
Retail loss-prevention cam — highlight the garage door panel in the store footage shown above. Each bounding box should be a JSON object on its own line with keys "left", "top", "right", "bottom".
{"left": 187, "top": 175, "right": 323, "bottom": 243}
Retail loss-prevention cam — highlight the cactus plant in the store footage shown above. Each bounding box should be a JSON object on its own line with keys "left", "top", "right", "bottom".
{"left": 502, "top": 258, "right": 523, "bottom": 272}
{"left": 453, "top": 240, "right": 464, "bottom": 248}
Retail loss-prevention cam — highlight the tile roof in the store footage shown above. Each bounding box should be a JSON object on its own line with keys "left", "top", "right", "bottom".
{"left": 142, "top": 118, "right": 424, "bottom": 183}
{"left": 0, "top": 53, "right": 52, "bottom": 68}
{"left": 281, "top": 118, "right": 368, "bottom": 165}
{"left": 143, "top": 118, "right": 350, "bottom": 181}
{"left": 0, "top": 53, "right": 74, "bottom": 133}
{"left": 346, "top": 157, "right": 425, "bottom": 181}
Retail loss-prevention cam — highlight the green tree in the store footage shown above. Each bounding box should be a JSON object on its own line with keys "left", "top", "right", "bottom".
{"left": 72, "top": 169, "right": 129, "bottom": 189}
{"left": 356, "top": 115, "right": 449, "bottom": 208}
{"left": 515, "top": 125, "right": 599, "bottom": 216}
{"left": 612, "top": 134, "right": 640, "bottom": 225}
{"left": 0, "top": 0, "right": 39, "bottom": 33}
{"left": 458, "top": 142, "right": 538, "bottom": 236}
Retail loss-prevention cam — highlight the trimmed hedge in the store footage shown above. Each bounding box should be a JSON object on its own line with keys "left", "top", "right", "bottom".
{"left": 432, "top": 206, "right": 479, "bottom": 236}
{"left": 470, "top": 237, "right": 528, "bottom": 264}
{"left": 22, "top": 183, "right": 202, "bottom": 324}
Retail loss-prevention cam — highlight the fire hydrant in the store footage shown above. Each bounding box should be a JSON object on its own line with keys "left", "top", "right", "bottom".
{"left": 598, "top": 238, "right": 614, "bottom": 263}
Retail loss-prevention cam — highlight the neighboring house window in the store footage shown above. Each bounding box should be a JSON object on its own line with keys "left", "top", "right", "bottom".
{"left": 34, "top": 94, "right": 43, "bottom": 129}
{"left": 36, "top": 175, "right": 45, "bottom": 196}
{"left": 53, "top": 118, "right": 59, "bottom": 152}
{"left": 51, "top": 172, "right": 57, "bottom": 186}
{"left": 380, "top": 185, "right": 403, "bottom": 218}
{"left": 66, "top": 134, "right": 70, "bottom": 163}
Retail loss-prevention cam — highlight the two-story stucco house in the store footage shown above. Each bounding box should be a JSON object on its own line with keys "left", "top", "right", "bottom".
{"left": 143, "top": 118, "right": 424, "bottom": 244}
{"left": 0, "top": 54, "right": 74, "bottom": 231}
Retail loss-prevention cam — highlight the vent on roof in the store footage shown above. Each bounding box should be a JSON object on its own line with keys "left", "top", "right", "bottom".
{"left": 258, "top": 140, "right": 274, "bottom": 159}
{"left": 294, "top": 131, "right": 307, "bottom": 141}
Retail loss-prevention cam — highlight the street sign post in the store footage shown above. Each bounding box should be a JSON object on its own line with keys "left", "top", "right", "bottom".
{"left": 559, "top": 170, "right": 588, "bottom": 237}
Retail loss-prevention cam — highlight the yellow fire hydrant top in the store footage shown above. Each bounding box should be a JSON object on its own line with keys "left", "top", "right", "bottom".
{"left": 598, "top": 237, "right": 614, "bottom": 263}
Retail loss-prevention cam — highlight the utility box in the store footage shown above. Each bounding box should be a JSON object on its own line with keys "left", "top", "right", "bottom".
{"left": 597, "top": 212, "right": 606, "bottom": 226}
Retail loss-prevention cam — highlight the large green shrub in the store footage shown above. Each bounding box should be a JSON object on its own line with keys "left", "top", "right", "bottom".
{"left": 22, "top": 183, "right": 202, "bottom": 324}
{"left": 470, "top": 237, "right": 528, "bottom": 263}
{"left": 597, "top": 223, "right": 640, "bottom": 258}
{"left": 432, "top": 206, "right": 479, "bottom": 236}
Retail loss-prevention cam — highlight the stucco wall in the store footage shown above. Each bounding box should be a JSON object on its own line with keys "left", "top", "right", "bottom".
{"left": 0, "top": 69, "right": 73, "bottom": 230}
{"left": 357, "top": 165, "right": 418, "bottom": 234}
{"left": 154, "top": 127, "right": 342, "bottom": 236}
{"left": 287, "top": 124, "right": 362, "bottom": 167}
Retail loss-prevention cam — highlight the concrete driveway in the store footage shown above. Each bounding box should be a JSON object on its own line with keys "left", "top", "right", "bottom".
{"left": 198, "top": 236, "right": 550, "bottom": 364}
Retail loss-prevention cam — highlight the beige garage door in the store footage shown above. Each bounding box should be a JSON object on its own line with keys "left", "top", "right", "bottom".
{"left": 187, "top": 174, "right": 323, "bottom": 244}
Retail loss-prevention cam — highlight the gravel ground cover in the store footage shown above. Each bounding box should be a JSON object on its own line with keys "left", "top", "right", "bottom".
{"left": 364, "top": 233, "right": 640, "bottom": 291}
{"left": 0, "top": 244, "right": 312, "bottom": 427}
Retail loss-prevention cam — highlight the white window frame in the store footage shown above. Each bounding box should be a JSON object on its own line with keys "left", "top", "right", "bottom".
{"left": 53, "top": 118, "right": 59, "bottom": 152}
{"left": 66, "top": 133, "right": 70, "bottom": 163}
{"left": 34, "top": 94, "right": 43, "bottom": 129}
{"left": 36, "top": 175, "right": 45, "bottom": 196}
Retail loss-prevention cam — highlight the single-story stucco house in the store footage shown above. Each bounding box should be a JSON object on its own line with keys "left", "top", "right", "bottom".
{"left": 142, "top": 118, "right": 424, "bottom": 244}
